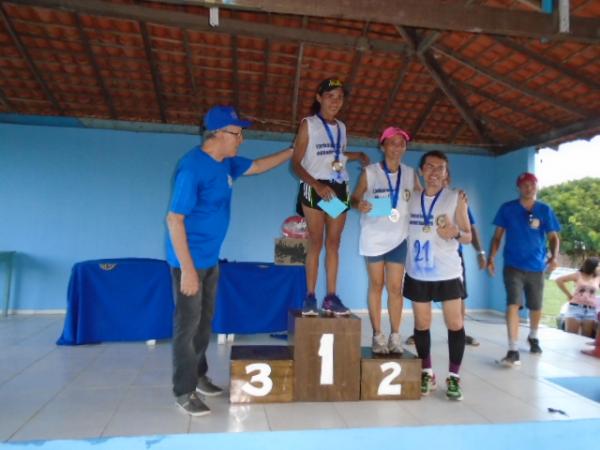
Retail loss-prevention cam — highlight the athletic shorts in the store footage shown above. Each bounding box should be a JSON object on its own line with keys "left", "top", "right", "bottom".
{"left": 365, "top": 240, "right": 408, "bottom": 265}
{"left": 296, "top": 180, "right": 350, "bottom": 216}
{"left": 565, "top": 303, "right": 598, "bottom": 321}
{"left": 403, "top": 274, "right": 465, "bottom": 303}
{"left": 503, "top": 266, "right": 544, "bottom": 310}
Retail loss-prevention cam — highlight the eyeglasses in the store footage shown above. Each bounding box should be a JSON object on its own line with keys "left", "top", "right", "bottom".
{"left": 221, "top": 129, "right": 243, "bottom": 138}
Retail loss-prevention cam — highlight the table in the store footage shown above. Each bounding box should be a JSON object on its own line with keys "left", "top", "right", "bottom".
{"left": 212, "top": 261, "right": 306, "bottom": 335}
{"left": 57, "top": 258, "right": 174, "bottom": 345}
{"left": 0, "top": 251, "right": 16, "bottom": 317}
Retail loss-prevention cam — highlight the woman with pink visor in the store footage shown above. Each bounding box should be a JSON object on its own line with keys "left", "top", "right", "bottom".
{"left": 351, "top": 127, "right": 421, "bottom": 354}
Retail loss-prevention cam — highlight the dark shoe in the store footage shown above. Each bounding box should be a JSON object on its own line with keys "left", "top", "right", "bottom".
{"left": 405, "top": 335, "right": 415, "bottom": 345}
{"left": 465, "top": 335, "right": 480, "bottom": 347}
{"left": 321, "top": 294, "right": 350, "bottom": 316}
{"left": 196, "top": 375, "right": 224, "bottom": 396}
{"left": 500, "top": 350, "right": 521, "bottom": 367}
{"left": 528, "top": 337, "right": 543, "bottom": 354}
{"left": 301, "top": 293, "right": 318, "bottom": 316}
{"left": 176, "top": 392, "right": 211, "bottom": 416}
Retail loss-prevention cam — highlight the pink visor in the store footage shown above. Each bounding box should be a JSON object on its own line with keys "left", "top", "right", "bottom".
{"left": 379, "top": 127, "right": 411, "bottom": 144}
{"left": 516, "top": 172, "right": 538, "bottom": 186}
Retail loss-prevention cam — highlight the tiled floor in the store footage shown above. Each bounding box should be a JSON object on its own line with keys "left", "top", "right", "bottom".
{"left": 1, "top": 311, "right": 600, "bottom": 442}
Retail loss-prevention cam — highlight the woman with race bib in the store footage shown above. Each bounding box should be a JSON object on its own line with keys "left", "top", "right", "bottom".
{"left": 403, "top": 150, "right": 471, "bottom": 401}
{"left": 351, "top": 127, "right": 420, "bottom": 354}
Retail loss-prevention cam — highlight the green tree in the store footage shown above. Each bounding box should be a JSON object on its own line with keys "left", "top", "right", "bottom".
{"left": 538, "top": 177, "right": 600, "bottom": 258}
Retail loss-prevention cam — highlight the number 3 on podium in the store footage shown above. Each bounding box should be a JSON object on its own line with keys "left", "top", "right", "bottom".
{"left": 241, "top": 363, "right": 273, "bottom": 397}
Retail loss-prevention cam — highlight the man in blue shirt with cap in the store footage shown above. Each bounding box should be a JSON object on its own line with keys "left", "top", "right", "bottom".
{"left": 166, "top": 105, "right": 292, "bottom": 416}
{"left": 487, "top": 172, "right": 560, "bottom": 367}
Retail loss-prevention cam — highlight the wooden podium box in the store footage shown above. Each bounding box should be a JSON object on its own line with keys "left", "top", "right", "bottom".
{"left": 360, "top": 347, "right": 421, "bottom": 400}
{"left": 230, "top": 345, "right": 294, "bottom": 403}
{"left": 288, "top": 311, "right": 361, "bottom": 401}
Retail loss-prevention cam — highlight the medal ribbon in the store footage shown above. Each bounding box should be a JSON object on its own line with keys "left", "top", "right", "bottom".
{"left": 317, "top": 114, "right": 345, "bottom": 182}
{"left": 420, "top": 188, "right": 443, "bottom": 227}
{"left": 382, "top": 160, "right": 401, "bottom": 210}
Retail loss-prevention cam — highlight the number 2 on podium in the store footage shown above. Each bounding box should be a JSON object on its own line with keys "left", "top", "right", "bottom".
{"left": 318, "top": 333, "right": 334, "bottom": 385}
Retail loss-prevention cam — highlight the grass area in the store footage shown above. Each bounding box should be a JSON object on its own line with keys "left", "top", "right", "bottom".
{"left": 542, "top": 277, "right": 569, "bottom": 328}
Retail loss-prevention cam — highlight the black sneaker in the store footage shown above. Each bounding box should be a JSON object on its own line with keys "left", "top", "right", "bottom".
{"left": 176, "top": 392, "right": 211, "bottom": 416}
{"left": 500, "top": 350, "right": 521, "bottom": 367}
{"left": 528, "top": 337, "right": 543, "bottom": 354}
{"left": 196, "top": 376, "right": 224, "bottom": 396}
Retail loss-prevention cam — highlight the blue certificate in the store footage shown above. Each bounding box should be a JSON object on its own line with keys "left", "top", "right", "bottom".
{"left": 317, "top": 197, "right": 347, "bottom": 219}
{"left": 367, "top": 197, "right": 392, "bottom": 218}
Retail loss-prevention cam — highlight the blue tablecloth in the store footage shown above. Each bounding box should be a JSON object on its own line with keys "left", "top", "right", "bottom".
{"left": 57, "top": 258, "right": 174, "bottom": 345}
{"left": 212, "top": 261, "right": 306, "bottom": 334}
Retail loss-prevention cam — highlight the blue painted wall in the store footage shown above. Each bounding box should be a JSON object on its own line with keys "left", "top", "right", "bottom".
{"left": 0, "top": 123, "right": 532, "bottom": 312}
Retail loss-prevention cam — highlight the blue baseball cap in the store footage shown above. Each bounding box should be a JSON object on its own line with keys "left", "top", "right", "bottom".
{"left": 203, "top": 105, "right": 252, "bottom": 131}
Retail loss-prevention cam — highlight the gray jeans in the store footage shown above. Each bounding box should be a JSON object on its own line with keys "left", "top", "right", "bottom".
{"left": 171, "top": 265, "right": 219, "bottom": 397}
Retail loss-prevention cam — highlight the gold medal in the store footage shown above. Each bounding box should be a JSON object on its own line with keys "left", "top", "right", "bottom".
{"left": 332, "top": 160, "right": 344, "bottom": 172}
{"left": 423, "top": 225, "right": 431, "bottom": 233}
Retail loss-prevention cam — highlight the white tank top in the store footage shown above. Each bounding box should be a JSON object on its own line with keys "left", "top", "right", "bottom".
{"left": 406, "top": 188, "right": 462, "bottom": 281}
{"left": 300, "top": 115, "right": 349, "bottom": 181}
{"left": 359, "top": 162, "right": 415, "bottom": 256}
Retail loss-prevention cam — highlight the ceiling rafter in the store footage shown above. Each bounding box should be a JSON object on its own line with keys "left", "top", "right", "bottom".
{"left": 495, "top": 35, "right": 600, "bottom": 92}
{"left": 139, "top": 21, "right": 167, "bottom": 122}
{"left": 398, "top": 26, "right": 492, "bottom": 146}
{"left": 231, "top": 34, "right": 239, "bottom": 111}
{"left": 500, "top": 117, "right": 600, "bottom": 154}
{"left": 259, "top": 38, "right": 270, "bottom": 120}
{"left": 142, "top": 0, "right": 600, "bottom": 44}
{"left": 456, "top": 81, "right": 558, "bottom": 128}
{"left": 371, "top": 59, "right": 412, "bottom": 136}
{"left": 0, "top": 85, "right": 14, "bottom": 111}
{"left": 73, "top": 13, "right": 116, "bottom": 119}
{"left": 8, "top": 0, "right": 408, "bottom": 54}
{"left": 410, "top": 88, "right": 442, "bottom": 138}
{"left": 432, "top": 44, "right": 592, "bottom": 118}
{"left": 0, "top": 3, "right": 64, "bottom": 114}
{"left": 182, "top": 29, "right": 202, "bottom": 119}
{"left": 291, "top": 42, "right": 304, "bottom": 128}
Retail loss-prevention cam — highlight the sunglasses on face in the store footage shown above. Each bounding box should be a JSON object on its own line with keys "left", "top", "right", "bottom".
{"left": 576, "top": 287, "right": 596, "bottom": 295}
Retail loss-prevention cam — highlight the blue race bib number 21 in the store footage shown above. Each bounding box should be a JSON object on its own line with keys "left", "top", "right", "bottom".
{"left": 413, "top": 240, "right": 434, "bottom": 270}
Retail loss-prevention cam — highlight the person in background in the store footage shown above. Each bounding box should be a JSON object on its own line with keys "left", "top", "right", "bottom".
{"left": 555, "top": 257, "right": 599, "bottom": 338}
{"left": 487, "top": 172, "right": 560, "bottom": 367}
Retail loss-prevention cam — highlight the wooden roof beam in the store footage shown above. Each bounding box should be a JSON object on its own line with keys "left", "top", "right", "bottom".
{"left": 73, "top": 13, "right": 117, "bottom": 119}
{"left": 432, "top": 44, "right": 592, "bottom": 118}
{"left": 410, "top": 88, "right": 441, "bottom": 138}
{"left": 291, "top": 42, "right": 304, "bottom": 128}
{"left": 371, "top": 59, "right": 412, "bottom": 136}
{"left": 182, "top": 29, "right": 202, "bottom": 119}
{"left": 139, "top": 21, "right": 167, "bottom": 122}
{"left": 495, "top": 36, "right": 600, "bottom": 92}
{"left": 499, "top": 117, "right": 600, "bottom": 154}
{"left": 9, "top": 0, "right": 407, "bottom": 54}
{"left": 398, "top": 26, "right": 492, "bottom": 145}
{"left": 0, "top": 4, "right": 63, "bottom": 114}
{"left": 142, "top": 0, "right": 600, "bottom": 44}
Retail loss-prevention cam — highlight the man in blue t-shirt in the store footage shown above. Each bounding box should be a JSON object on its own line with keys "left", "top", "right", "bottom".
{"left": 166, "top": 105, "right": 292, "bottom": 416}
{"left": 487, "top": 172, "right": 560, "bottom": 367}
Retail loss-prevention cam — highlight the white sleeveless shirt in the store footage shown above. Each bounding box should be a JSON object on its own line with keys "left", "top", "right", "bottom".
{"left": 300, "top": 115, "right": 349, "bottom": 181}
{"left": 359, "top": 162, "right": 415, "bottom": 256}
{"left": 406, "top": 188, "right": 463, "bottom": 281}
